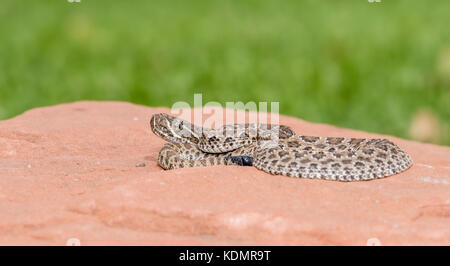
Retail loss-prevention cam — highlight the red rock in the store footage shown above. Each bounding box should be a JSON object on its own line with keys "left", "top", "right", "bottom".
{"left": 0, "top": 101, "right": 448, "bottom": 245}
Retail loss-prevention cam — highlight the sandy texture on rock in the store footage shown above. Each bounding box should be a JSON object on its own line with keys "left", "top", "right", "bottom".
{"left": 0, "top": 101, "right": 448, "bottom": 245}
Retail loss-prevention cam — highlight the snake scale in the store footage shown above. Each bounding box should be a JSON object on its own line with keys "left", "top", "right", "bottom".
{"left": 150, "top": 113, "right": 413, "bottom": 182}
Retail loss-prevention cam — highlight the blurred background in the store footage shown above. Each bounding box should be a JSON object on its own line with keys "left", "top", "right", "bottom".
{"left": 0, "top": 0, "right": 449, "bottom": 145}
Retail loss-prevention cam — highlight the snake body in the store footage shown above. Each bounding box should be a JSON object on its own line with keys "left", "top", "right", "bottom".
{"left": 150, "top": 113, "right": 413, "bottom": 182}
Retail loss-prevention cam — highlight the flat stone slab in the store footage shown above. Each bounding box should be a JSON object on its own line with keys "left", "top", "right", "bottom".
{"left": 0, "top": 101, "right": 448, "bottom": 245}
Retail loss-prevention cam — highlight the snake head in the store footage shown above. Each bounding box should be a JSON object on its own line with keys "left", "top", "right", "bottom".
{"left": 150, "top": 113, "right": 200, "bottom": 144}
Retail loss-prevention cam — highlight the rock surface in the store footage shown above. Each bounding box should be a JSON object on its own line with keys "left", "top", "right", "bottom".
{"left": 0, "top": 101, "right": 449, "bottom": 245}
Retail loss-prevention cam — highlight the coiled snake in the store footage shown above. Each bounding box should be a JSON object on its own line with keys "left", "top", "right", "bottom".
{"left": 150, "top": 113, "right": 413, "bottom": 182}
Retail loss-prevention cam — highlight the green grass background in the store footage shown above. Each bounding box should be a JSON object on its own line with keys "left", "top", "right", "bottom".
{"left": 0, "top": 0, "right": 449, "bottom": 145}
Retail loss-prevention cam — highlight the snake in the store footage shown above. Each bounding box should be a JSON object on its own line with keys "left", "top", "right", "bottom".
{"left": 150, "top": 113, "right": 413, "bottom": 182}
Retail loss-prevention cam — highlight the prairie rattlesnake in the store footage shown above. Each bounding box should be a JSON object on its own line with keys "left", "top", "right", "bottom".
{"left": 150, "top": 113, "right": 413, "bottom": 182}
